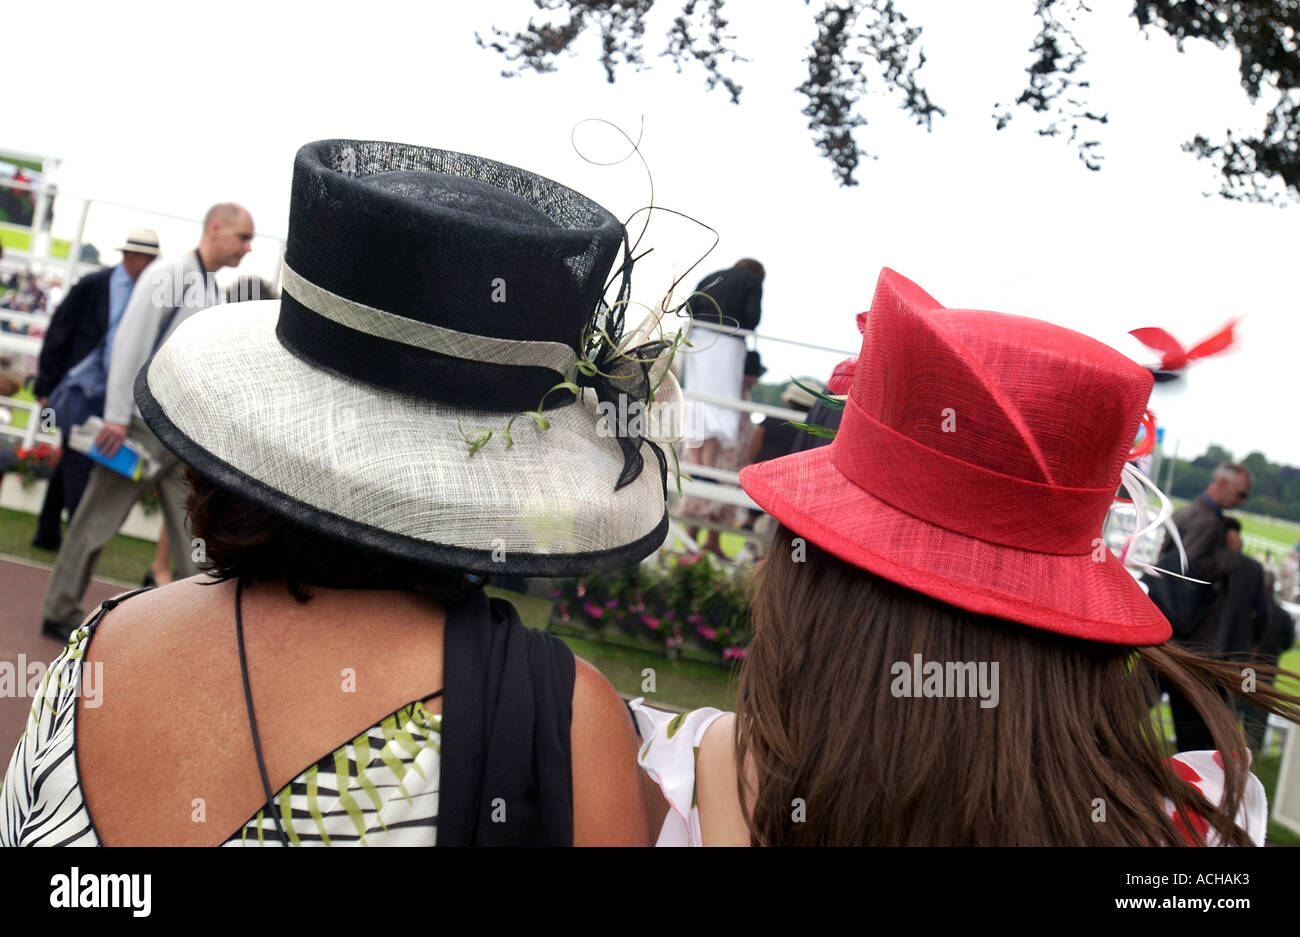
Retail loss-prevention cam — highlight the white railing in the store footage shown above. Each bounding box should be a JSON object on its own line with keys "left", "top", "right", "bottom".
{"left": 1243, "top": 532, "right": 1296, "bottom": 558}
{"left": 0, "top": 332, "right": 41, "bottom": 357}
{"left": 663, "top": 321, "right": 857, "bottom": 559}
{"left": 683, "top": 317, "right": 859, "bottom": 357}
{"left": 0, "top": 309, "right": 48, "bottom": 331}
{"left": 0, "top": 396, "right": 57, "bottom": 448}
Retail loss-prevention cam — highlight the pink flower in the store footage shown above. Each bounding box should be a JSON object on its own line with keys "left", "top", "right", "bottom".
{"left": 679, "top": 553, "right": 700, "bottom": 567}
{"left": 582, "top": 602, "right": 604, "bottom": 620}
{"left": 696, "top": 625, "right": 718, "bottom": 641}
{"left": 605, "top": 599, "right": 619, "bottom": 609}
{"left": 641, "top": 615, "right": 661, "bottom": 630}
{"left": 723, "top": 647, "right": 747, "bottom": 660}
{"left": 576, "top": 583, "right": 587, "bottom": 598}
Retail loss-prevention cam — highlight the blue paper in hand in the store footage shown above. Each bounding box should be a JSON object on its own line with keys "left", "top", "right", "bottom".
{"left": 87, "top": 440, "right": 145, "bottom": 481}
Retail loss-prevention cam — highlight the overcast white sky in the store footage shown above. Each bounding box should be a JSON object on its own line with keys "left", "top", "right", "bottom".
{"left": 9, "top": 0, "right": 1298, "bottom": 466}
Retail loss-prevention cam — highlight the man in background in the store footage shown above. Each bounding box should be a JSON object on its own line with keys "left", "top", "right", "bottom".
{"left": 1149, "top": 463, "right": 1252, "bottom": 751}
{"left": 140, "top": 271, "right": 279, "bottom": 588}
{"left": 1215, "top": 517, "right": 1270, "bottom": 657}
{"left": 31, "top": 229, "right": 161, "bottom": 549}
{"left": 40, "top": 204, "right": 253, "bottom": 641}
{"left": 1215, "top": 517, "right": 1297, "bottom": 749}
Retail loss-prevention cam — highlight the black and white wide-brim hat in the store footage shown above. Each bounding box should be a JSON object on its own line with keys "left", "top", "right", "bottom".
{"left": 135, "top": 140, "right": 682, "bottom": 577}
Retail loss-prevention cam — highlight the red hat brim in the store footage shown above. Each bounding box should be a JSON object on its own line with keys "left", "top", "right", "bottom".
{"left": 741, "top": 448, "right": 1172, "bottom": 646}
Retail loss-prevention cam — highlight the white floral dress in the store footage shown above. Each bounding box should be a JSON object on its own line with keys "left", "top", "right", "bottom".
{"left": 629, "top": 702, "right": 1269, "bottom": 846}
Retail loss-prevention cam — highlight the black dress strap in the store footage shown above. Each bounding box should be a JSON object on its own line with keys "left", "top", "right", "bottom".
{"left": 71, "top": 586, "right": 157, "bottom": 641}
{"left": 437, "top": 588, "right": 576, "bottom": 846}
{"left": 234, "top": 576, "right": 291, "bottom": 847}
{"left": 232, "top": 578, "right": 449, "bottom": 848}
{"left": 94, "top": 586, "right": 156, "bottom": 617}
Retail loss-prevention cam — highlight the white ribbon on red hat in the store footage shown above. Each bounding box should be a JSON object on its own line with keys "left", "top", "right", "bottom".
{"left": 1117, "top": 461, "right": 1206, "bottom": 584}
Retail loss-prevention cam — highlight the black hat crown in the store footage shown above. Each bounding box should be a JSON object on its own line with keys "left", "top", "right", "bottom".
{"left": 276, "top": 140, "right": 626, "bottom": 413}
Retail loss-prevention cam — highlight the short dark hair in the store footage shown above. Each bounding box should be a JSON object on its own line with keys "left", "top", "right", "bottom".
{"left": 225, "top": 275, "right": 278, "bottom": 304}
{"left": 184, "top": 466, "right": 485, "bottom": 605}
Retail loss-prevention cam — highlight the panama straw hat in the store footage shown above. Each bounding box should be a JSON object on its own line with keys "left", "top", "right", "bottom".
{"left": 117, "top": 228, "right": 161, "bottom": 256}
{"left": 740, "top": 268, "right": 1170, "bottom": 644}
{"left": 780, "top": 378, "right": 824, "bottom": 409}
{"left": 135, "top": 140, "right": 681, "bottom": 577}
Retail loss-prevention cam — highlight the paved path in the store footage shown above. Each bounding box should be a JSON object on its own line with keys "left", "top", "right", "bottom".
{"left": 0, "top": 554, "right": 132, "bottom": 759}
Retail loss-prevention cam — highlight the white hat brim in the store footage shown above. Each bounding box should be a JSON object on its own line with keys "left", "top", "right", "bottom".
{"left": 137, "top": 301, "right": 675, "bottom": 576}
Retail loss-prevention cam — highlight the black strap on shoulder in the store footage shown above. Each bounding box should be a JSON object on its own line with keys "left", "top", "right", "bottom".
{"left": 234, "top": 576, "right": 291, "bottom": 847}
{"left": 437, "top": 589, "right": 576, "bottom": 846}
{"left": 80, "top": 586, "right": 157, "bottom": 635}
{"left": 95, "top": 586, "right": 155, "bottom": 615}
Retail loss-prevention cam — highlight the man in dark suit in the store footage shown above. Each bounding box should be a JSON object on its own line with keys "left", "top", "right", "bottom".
{"left": 1214, "top": 517, "right": 1271, "bottom": 657}
{"left": 1153, "top": 462, "right": 1252, "bottom": 751}
{"left": 1208, "top": 520, "right": 1298, "bottom": 750}
{"left": 30, "top": 229, "right": 160, "bottom": 548}
{"left": 1242, "top": 584, "right": 1295, "bottom": 749}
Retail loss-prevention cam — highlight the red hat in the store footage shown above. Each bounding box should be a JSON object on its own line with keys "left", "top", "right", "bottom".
{"left": 824, "top": 310, "right": 869, "bottom": 394}
{"left": 826, "top": 356, "right": 856, "bottom": 395}
{"left": 740, "top": 268, "right": 1170, "bottom": 645}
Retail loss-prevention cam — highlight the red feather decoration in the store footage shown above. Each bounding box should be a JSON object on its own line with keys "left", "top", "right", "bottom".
{"left": 1129, "top": 319, "right": 1239, "bottom": 373}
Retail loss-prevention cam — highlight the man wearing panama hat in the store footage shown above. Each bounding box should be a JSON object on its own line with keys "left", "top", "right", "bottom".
{"left": 39, "top": 207, "right": 253, "bottom": 642}
{"left": 31, "top": 228, "right": 161, "bottom": 550}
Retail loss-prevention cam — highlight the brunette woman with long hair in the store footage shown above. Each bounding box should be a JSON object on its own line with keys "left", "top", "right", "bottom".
{"left": 632, "top": 269, "right": 1300, "bottom": 846}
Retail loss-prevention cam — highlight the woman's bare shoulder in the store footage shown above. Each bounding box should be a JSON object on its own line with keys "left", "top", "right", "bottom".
{"left": 570, "top": 657, "right": 653, "bottom": 846}
{"left": 76, "top": 576, "right": 447, "bottom": 845}
{"left": 696, "top": 712, "right": 753, "bottom": 846}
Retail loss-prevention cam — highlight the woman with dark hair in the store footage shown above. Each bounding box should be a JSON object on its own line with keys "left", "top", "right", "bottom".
{"left": 1, "top": 140, "right": 683, "bottom": 846}
{"left": 633, "top": 268, "right": 1300, "bottom": 846}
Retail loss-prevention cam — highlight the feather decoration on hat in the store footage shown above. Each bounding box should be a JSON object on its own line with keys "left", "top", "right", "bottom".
{"left": 1113, "top": 411, "right": 1203, "bottom": 584}
{"left": 1129, "top": 318, "right": 1239, "bottom": 383}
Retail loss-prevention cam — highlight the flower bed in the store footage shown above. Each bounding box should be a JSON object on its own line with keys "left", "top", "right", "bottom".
{"left": 0, "top": 442, "right": 59, "bottom": 488}
{"left": 0, "top": 441, "right": 161, "bottom": 514}
{"left": 549, "top": 550, "right": 752, "bottom": 665}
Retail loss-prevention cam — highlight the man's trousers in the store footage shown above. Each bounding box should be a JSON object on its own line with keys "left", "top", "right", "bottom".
{"left": 41, "top": 415, "right": 197, "bottom": 629}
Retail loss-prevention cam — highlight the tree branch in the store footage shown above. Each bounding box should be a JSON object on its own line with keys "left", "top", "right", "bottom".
{"left": 993, "top": 0, "right": 1108, "bottom": 171}
{"left": 1136, "top": 1, "right": 1300, "bottom": 202}
{"left": 798, "top": 0, "right": 943, "bottom": 186}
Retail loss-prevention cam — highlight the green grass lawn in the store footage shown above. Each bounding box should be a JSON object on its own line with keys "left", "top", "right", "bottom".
{"left": 1238, "top": 513, "right": 1300, "bottom": 551}
{"left": 666, "top": 529, "right": 749, "bottom": 559}
{"left": 0, "top": 224, "right": 73, "bottom": 259}
{"left": 1252, "top": 750, "right": 1300, "bottom": 846}
{"left": 0, "top": 503, "right": 156, "bottom": 584}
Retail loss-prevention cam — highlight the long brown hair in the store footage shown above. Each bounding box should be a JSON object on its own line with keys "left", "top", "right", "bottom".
{"left": 735, "top": 524, "right": 1300, "bottom": 845}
